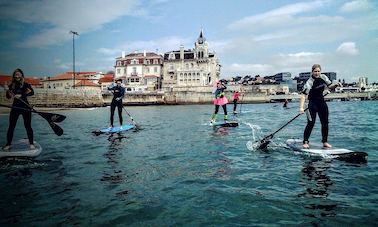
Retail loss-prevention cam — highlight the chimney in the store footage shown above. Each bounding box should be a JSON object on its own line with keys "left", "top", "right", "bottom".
{"left": 180, "top": 45, "right": 184, "bottom": 60}
{"left": 121, "top": 51, "right": 125, "bottom": 58}
{"left": 143, "top": 50, "right": 146, "bottom": 57}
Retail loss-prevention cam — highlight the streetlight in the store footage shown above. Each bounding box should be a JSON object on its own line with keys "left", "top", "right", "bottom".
{"left": 69, "top": 30, "right": 79, "bottom": 89}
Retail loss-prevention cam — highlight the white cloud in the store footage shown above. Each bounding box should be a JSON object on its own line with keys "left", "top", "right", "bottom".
{"left": 228, "top": 0, "right": 326, "bottom": 30}
{"left": 97, "top": 36, "right": 192, "bottom": 57}
{"left": 340, "top": 0, "right": 373, "bottom": 13}
{"left": 0, "top": 0, "right": 141, "bottom": 48}
{"left": 336, "top": 42, "right": 359, "bottom": 55}
{"left": 225, "top": 63, "right": 274, "bottom": 75}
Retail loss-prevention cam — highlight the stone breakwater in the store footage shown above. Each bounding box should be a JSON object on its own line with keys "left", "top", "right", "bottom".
{"left": 0, "top": 88, "right": 376, "bottom": 108}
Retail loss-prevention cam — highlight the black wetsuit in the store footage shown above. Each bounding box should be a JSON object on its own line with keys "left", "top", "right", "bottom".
{"left": 108, "top": 85, "right": 125, "bottom": 126}
{"left": 302, "top": 76, "right": 332, "bottom": 143}
{"left": 6, "top": 82, "right": 34, "bottom": 146}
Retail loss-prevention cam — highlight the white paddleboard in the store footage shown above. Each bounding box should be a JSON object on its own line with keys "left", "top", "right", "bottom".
{"left": 286, "top": 139, "right": 367, "bottom": 162}
{"left": 0, "top": 139, "right": 42, "bottom": 158}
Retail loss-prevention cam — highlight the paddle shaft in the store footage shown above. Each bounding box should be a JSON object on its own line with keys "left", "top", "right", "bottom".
{"left": 261, "top": 91, "right": 330, "bottom": 142}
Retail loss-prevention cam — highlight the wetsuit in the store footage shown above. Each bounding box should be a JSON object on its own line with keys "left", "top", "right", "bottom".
{"left": 6, "top": 82, "right": 34, "bottom": 146}
{"left": 302, "top": 74, "right": 332, "bottom": 144}
{"left": 108, "top": 84, "right": 125, "bottom": 126}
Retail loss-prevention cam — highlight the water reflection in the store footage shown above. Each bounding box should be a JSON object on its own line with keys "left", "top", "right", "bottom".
{"left": 101, "top": 133, "right": 127, "bottom": 183}
{"left": 298, "top": 159, "right": 337, "bottom": 219}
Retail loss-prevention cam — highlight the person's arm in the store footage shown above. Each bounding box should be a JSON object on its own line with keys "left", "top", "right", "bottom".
{"left": 299, "top": 94, "right": 307, "bottom": 114}
{"left": 25, "top": 83, "right": 34, "bottom": 96}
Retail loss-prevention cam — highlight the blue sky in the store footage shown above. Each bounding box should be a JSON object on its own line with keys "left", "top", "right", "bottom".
{"left": 0, "top": 0, "right": 377, "bottom": 82}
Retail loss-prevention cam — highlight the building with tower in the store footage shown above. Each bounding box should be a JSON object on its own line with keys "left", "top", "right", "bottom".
{"left": 162, "top": 30, "right": 220, "bottom": 89}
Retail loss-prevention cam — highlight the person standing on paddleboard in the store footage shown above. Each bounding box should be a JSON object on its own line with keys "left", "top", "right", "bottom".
{"left": 232, "top": 90, "right": 240, "bottom": 114}
{"left": 299, "top": 64, "right": 342, "bottom": 149}
{"left": 211, "top": 80, "right": 228, "bottom": 123}
{"left": 3, "top": 68, "right": 35, "bottom": 150}
{"left": 108, "top": 78, "right": 125, "bottom": 128}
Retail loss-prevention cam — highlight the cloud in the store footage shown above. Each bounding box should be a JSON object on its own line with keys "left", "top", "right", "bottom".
{"left": 97, "top": 36, "right": 192, "bottom": 57}
{"left": 340, "top": 0, "right": 373, "bottom": 13}
{"left": 336, "top": 42, "right": 359, "bottom": 55}
{"left": 228, "top": 0, "right": 326, "bottom": 30}
{"left": 0, "top": 0, "right": 141, "bottom": 48}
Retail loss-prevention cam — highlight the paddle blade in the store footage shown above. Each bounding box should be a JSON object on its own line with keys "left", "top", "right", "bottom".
{"left": 257, "top": 139, "right": 270, "bottom": 150}
{"left": 49, "top": 122, "right": 64, "bottom": 136}
{"left": 38, "top": 112, "right": 66, "bottom": 123}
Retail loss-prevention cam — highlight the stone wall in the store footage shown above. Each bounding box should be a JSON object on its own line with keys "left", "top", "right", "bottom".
{"left": 1, "top": 87, "right": 376, "bottom": 107}
{"left": 0, "top": 88, "right": 103, "bottom": 107}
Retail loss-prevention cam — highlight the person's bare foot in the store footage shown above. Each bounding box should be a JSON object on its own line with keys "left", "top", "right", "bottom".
{"left": 323, "top": 142, "right": 332, "bottom": 148}
{"left": 303, "top": 143, "right": 309, "bottom": 149}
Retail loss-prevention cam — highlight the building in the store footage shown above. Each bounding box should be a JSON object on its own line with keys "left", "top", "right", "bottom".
{"left": 74, "top": 80, "right": 101, "bottom": 91}
{"left": 114, "top": 51, "right": 163, "bottom": 91}
{"left": 358, "top": 77, "right": 368, "bottom": 88}
{"left": 162, "top": 30, "right": 220, "bottom": 89}
{"left": 98, "top": 74, "right": 114, "bottom": 92}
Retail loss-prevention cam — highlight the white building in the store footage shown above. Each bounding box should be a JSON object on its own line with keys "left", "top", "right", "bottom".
{"left": 162, "top": 30, "right": 220, "bottom": 89}
{"left": 114, "top": 51, "right": 163, "bottom": 91}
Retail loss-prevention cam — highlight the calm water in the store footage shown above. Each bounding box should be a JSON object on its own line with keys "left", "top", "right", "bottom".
{"left": 0, "top": 101, "right": 377, "bottom": 226}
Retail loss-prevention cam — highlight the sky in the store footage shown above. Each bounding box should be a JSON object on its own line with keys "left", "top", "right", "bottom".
{"left": 0, "top": 0, "right": 377, "bottom": 82}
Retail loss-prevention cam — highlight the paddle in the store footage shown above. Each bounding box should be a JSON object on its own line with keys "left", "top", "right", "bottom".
{"left": 257, "top": 90, "right": 330, "bottom": 150}
{"left": 122, "top": 106, "right": 140, "bottom": 128}
{"left": 0, "top": 103, "right": 66, "bottom": 123}
{"left": 239, "top": 94, "right": 244, "bottom": 114}
{"left": 1, "top": 87, "right": 65, "bottom": 136}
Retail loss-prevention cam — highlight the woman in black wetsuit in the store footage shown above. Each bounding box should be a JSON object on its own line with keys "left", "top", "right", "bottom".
{"left": 3, "top": 68, "right": 35, "bottom": 150}
{"left": 299, "top": 64, "right": 341, "bottom": 149}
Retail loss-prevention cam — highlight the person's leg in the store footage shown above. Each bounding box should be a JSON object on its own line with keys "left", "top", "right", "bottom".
{"left": 211, "top": 105, "right": 220, "bottom": 122}
{"left": 233, "top": 100, "right": 237, "bottom": 112}
{"left": 110, "top": 102, "right": 116, "bottom": 127}
{"left": 303, "top": 105, "right": 317, "bottom": 148}
{"left": 6, "top": 109, "right": 21, "bottom": 147}
{"left": 318, "top": 102, "right": 330, "bottom": 147}
{"left": 222, "top": 104, "right": 228, "bottom": 121}
{"left": 22, "top": 110, "right": 34, "bottom": 145}
{"left": 117, "top": 102, "right": 123, "bottom": 126}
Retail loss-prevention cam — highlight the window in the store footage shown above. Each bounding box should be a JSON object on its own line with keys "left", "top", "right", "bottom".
{"left": 146, "top": 67, "right": 150, "bottom": 73}
{"left": 117, "top": 69, "right": 120, "bottom": 74}
{"left": 154, "top": 67, "right": 157, "bottom": 73}
{"left": 170, "top": 64, "right": 174, "bottom": 70}
{"left": 186, "top": 63, "right": 189, "bottom": 69}
{"left": 146, "top": 60, "right": 150, "bottom": 64}
{"left": 124, "top": 68, "right": 126, "bottom": 74}
{"left": 136, "top": 78, "right": 139, "bottom": 83}
{"left": 153, "top": 59, "right": 158, "bottom": 64}
{"left": 132, "top": 67, "right": 137, "bottom": 74}
{"left": 131, "top": 78, "right": 135, "bottom": 82}
{"left": 169, "top": 53, "right": 175, "bottom": 60}
{"left": 131, "top": 59, "right": 138, "bottom": 64}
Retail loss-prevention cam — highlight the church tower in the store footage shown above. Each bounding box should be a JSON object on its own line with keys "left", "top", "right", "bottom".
{"left": 195, "top": 29, "right": 209, "bottom": 61}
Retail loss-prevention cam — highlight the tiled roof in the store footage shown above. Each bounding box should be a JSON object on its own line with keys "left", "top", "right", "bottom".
{"left": 98, "top": 75, "right": 114, "bottom": 83}
{"left": 46, "top": 72, "right": 86, "bottom": 81}
{"left": 0, "top": 75, "right": 42, "bottom": 86}
{"left": 75, "top": 80, "right": 99, "bottom": 87}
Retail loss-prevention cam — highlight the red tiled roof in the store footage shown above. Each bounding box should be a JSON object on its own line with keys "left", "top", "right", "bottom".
{"left": 47, "top": 72, "right": 86, "bottom": 81}
{"left": 98, "top": 75, "right": 114, "bottom": 83}
{"left": 75, "top": 79, "right": 99, "bottom": 87}
{"left": 0, "top": 75, "right": 42, "bottom": 86}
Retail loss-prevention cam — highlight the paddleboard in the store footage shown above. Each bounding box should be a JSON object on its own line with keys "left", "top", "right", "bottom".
{"left": 211, "top": 121, "right": 239, "bottom": 127}
{"left": 286, "top": 139, "right": 367, "bottom": 162}
{"left": 94, "top": 124, "right": 135, "bottom": 134}
{"left": 0, "top": 139, "right": 42, "bottom": 158}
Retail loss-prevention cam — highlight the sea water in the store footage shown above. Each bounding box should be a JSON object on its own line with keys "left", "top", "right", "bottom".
{"left": 0, "top": 101, "right": 377, "bottom": 226}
